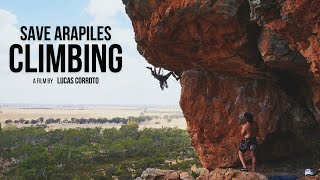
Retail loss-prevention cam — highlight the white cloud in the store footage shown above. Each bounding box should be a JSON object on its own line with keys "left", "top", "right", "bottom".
{"left": 87, "top": 0, "right": 136, "bottom": 50}
{"left": 85, "top": 0, "right": 181, "bottom": 105}
{"left": 0, "top": 9, "right": 20, "bottom": 75}
{"left": 0, "top": 9, "right": 17, "bottom": 25}
{"left": 0, "top": 9, "right": 40, "bottom": 73}
{"left": 87, "top": 0, "right": 125, "bottom": 26}
{"left": 0, "top": 9, "right": 20, "bottom": 54}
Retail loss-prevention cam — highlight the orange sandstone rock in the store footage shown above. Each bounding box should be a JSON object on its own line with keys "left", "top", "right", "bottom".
{"left": 197, "top": 168, "right": 267, "bottom": 180}
{"left": 122, "top": 0, "right": 320, "bottom": 169}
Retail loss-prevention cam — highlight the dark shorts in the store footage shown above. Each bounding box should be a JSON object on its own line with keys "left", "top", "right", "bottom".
{"left": 239, "top": 137, "right": 258, "bottom": 153}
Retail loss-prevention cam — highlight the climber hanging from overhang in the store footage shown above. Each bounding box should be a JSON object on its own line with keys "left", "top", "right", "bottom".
{"left": 146, "top": 66, "right": 180, "bottom": 90}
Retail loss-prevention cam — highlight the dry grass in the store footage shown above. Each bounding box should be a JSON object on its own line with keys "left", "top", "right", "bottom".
{"left": 0, "top": 105, "right": 187, "bottom": 130}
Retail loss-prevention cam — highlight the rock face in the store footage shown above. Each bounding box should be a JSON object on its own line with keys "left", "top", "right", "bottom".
{"left": 249, "top": 0, "right": 320, "bottom": 78}
{"left": 180, "top": 70, "right": 316, "bottom": 167}
{"left": 122, "top": 0, "right": 320, "bottom": 169}
{"left": 197, "top": 168, "right": 267, "bottom": 180}
{"left": 135, "top": 168, "right": 194, "bottom": 180}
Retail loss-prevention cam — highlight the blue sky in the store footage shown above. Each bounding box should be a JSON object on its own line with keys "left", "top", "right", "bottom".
{"left": 0, "top": 0, "right": 90, "bottom": 25}
{"left": 0, "top": 0, "right": 181, "bottom": 106}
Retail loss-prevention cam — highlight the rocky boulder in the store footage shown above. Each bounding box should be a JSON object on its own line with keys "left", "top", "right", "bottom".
{"left": 122, "top": 0, "right": 320, "bottom": 169}
{"left": 196, "top": 168, "right": 267, "bottom": 180}
{"left": 135, "top": 168, "right": 194, "bottom": 180}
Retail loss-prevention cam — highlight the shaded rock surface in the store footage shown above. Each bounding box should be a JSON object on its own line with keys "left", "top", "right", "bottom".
{"left": 300, "top": 173, "right": 320, "bottom": 180}
{"left": 180, "top": 70, "right": 317, "bottom": 167}
{"left": 122, "top": 0, "right": 320, "bottom": 169}
{"left": 249, "top": 0, "right": 320, "bottom": 78}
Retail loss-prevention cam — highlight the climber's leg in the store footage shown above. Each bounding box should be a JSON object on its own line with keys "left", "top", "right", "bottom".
{"left": 158, "top": 67, "right": 162, "bottom": 75}
{"left": 239, "top": 150, "right": 247, "bottom": 171}
{"left": 164, "top": 81, "right": 168, "bottom": 88}
{"left": 159, "top": 82, "right": 164, "bottom": 90}
{"left": 251, "top": 150, "right": 257, "bottom": 172}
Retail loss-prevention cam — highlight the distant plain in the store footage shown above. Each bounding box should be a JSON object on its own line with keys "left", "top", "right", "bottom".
{"left": 0, "top": 105, "right": 187, "bottom": 130}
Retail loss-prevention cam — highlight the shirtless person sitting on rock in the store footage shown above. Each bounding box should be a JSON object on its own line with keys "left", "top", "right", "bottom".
{"left": 238, "top": 112, "right": 259, "bottom": 172}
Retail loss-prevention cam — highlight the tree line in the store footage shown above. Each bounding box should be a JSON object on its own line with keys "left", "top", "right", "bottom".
{"left": 4, "top": 115, "right": 154, "bottom": 125}
{"left": 0, "top": 124, "right": 201, "bottom": 179}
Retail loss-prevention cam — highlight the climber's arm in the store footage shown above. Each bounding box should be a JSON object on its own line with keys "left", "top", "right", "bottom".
{"left": 241, "top": 124, "right": 246, "bottom": 137}
{"left": 171, "top": 72, "right": 180, "bottom": 80}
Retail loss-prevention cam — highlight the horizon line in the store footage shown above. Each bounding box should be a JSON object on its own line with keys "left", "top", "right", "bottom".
{"left": 0, "top": 103, "right": 181, "bottom": 107}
